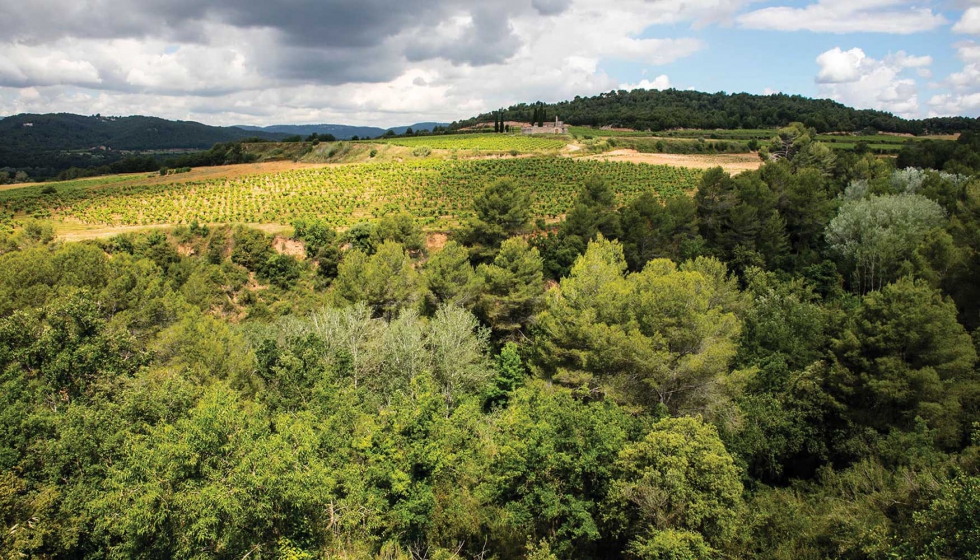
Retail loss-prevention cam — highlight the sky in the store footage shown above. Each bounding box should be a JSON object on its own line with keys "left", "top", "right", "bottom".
{"left": 0, "top": 0, "right": 979, "bottom": 127}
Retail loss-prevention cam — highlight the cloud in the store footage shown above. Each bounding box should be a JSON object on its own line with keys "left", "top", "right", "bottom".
{"left": 815, "top": 48, "right": 931, "bottom": 84}
{"left": 532, "top": 0, "right": 573, "bottom": 16}
{"left": 956, "top": 41, "right": 980, "bottom": 63}
{"left": 0, "top": 0, "right": 730, "bottom": 126}
{"left": 0, "top": 43, "right": 103, "bottom": 88}
{"left": 953, "top": 7, "right": 980, "bottom": 34}
{"left": 928, "top": 93, "right": 980, "bottom": 116}
{"left": 947, "top": 63, "right": 980, "bottom": 92}
{"left": 814, "top": 47, "right": 931, "bottom": 117}
{"left": 620, "top": 75, "right": 672, "bottom": 91}
{"left": 816, "top": 47, "right": 866, "bottom": 83}
{"left": 738, "top": 0, "right": 947, "bottom": 34}
{"left": 927, "top": 38, "right": 980, "bottom": 117}
{"left": 4, "top": 0, "right": 897, "bottom": 126}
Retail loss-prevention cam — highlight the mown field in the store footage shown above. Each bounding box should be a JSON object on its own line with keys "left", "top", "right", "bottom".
{"left": 0, "top": 158, "right": 701, "bottom": 229}
{"left": 371, "top": 133, "right": 567, "bottom": 151}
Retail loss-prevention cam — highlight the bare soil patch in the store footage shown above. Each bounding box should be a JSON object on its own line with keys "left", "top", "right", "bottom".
{"left": 273, "top": 236, "right": 307, "bottom": 259}
{"left": 426, "top": 232, "right": 449, "bottom": 252}
{"left": 55, "top": 221, "right": 291, "bottom": 242}
{"left": 577, "top": 150, "right": 763, "bottom": 174}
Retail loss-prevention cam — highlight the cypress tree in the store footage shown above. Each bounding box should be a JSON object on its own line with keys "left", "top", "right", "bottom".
{"left": 494, "top": 114, "right": 499, "bottom": 133}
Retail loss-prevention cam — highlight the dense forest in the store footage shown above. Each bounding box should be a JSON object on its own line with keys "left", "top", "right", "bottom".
{"left": 0, "top": 114, "right": 285, "bottom": 180}
{"left": 457, "top": 89, "right": 980, "bottom": 135}
{"left": 2, "top": 124, "right": 980, "bottom": 558}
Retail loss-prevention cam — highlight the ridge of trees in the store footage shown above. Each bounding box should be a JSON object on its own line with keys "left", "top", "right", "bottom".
{"left": 455, "top": 89, "right": 980, "bottom": 134}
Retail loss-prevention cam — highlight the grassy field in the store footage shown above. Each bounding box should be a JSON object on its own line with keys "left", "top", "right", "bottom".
{"left": 0, "top": 158, "right": 702, "bottom": 231}
{"left": 371, "top": 133, "right": 567, "bottom": 151}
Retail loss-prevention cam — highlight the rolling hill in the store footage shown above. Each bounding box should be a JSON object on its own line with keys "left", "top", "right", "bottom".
{"left": 0, "top": 113, "right": 285, "bottom": 152}
{"left": 458, "top": 89, "right": 980, "bottom": 135}
{"left": 235, "top": 122, "right": 448, "bottom": 140}
{"left": 0, "top": 113, "right": 288, "bottom": 179}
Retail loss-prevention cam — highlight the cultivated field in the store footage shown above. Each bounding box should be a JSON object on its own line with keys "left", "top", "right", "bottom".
{"left": 372, "top": 133, "right": 567, "bottom": 151}
{"left": 569, "top": 126, "right": 950, "bottom": 154}
{"left": 0, "top": 158, "right": 702, "bottom": 233}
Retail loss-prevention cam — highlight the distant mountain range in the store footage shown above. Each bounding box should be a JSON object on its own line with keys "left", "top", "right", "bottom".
{"left": 0, "top": 113, "right": 286, "bottom": 152}
{"left": 0, "top": 113, "right": 448, "bottom": 178}
{"left": 234, "top": 122, "right": 448, "bottom": 140}
{"left": 0, "top": 113, "right": 293, "bottom": 178}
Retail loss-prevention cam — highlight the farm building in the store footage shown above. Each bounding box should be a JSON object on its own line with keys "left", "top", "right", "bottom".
{"left": 522, "top": 116, "right": 568, "bottom": 135}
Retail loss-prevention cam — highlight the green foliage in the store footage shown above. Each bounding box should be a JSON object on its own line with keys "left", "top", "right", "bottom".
{"left": 462, "top": 89, "right": 975, "bottom": 134}
{"left": 3, "top": 130, "right": 980, "bottom": 560}
{"left": 910, "top": 473, "right": 980, "bottom": 557}
{"left": 534, "top": 237, "right": 741, "bottom": 415}
{"left": 620, "top": 193, "right": 701, "bottom": 270}
{"left": 343, "top": 221, "right": 377, "bottom": 253}
{"left": 231, "top": 226, "right": 275, "bottom": 272}
{"left": 476, "top": 237, "right": 545, "bottom": 338}
{"left": 898, "top": 131, "right": 980, "bottom": 173}
{"left": 263, "top": 252, "right": 301, "bottom": 289}
{"left": 827, "top": 194, "right": 947, "bottom": 293}
{"left": 460, "top": 179, "right": 533, "bottom": 264}
{"left": 334, "top": 242, "right": 423, "bottom": 318}
{"left": 629, "top": 529, "right": 714, "bottom": 560}
{"left": 482, "top": 382, "right": 641, "bottom": 558}
{"left": 830, "top": 277, "right": 978, "bottom": 444}
{"left": 423, "top": 240, "right": 483, "bottom": 311}
{"left": 372, "top": 212, "right": 426, "bottom": 255}
{"left": 609, "top": 417, "right": 743, "bottom": 556}
{"left": 292, "top": 218, "right": 336, "bottom": 255}
{"left": 483, "top": 341, "right": 526, "bottom": 410}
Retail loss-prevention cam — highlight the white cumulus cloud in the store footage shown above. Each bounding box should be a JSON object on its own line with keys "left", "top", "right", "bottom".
{"left": 953, "top": 7, "right": 980, "bottom": 34}
{"left": 738, "top": 0, "right": 947, "bottom": 34}
{"left": 620, "top": 75, "right": 672, "bottom": 91}
{"left": 929, "top": 93, "right": 980, "bottom": 116}
{"left": 814, "top": 47, "right": 932, "bottom": 117}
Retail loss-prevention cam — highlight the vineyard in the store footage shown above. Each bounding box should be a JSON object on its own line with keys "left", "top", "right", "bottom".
{"left": 569, "top": 126, "right": 938, "bottom": 154}
{"left": 372, "top": 133, "right": 567, "bottom": 152}
{"left": 0, "top": 158, "right": 702, "bottom": 229}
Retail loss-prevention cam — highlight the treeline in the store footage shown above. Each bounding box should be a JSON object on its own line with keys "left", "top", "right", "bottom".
{"left": 455, "top": 89, "right": 980, "bottom": 135}
{"left": 2, "top": 124, "right": 980, "bottom": 558}
{"left": 53, "top": 141, "right": 269, "bottom": 181}
{"left": 898, "top": 131, "right": 980, "bottom": 173}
